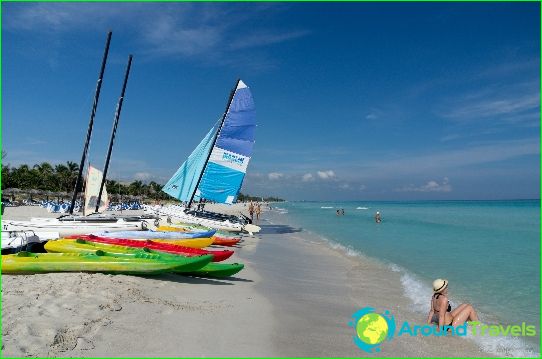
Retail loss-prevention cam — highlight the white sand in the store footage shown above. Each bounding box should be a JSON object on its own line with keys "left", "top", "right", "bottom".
{"left": 1, "top": 205, "right": 498, "bottom": 357}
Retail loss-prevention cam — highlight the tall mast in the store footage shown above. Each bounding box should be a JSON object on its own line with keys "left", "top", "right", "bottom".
{"left": 69, "top": 31, "right": 112, "bottom": 214}
{"left": 95, "top": 55, "right": 133, "bottom": 213}
{"left": 187, "top": 78, "right": 240, "bottom": 208}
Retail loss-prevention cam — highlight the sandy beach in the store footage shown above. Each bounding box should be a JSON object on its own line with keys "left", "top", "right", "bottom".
{"left": 1, "top": 204, "right": 502, "bottom": 357}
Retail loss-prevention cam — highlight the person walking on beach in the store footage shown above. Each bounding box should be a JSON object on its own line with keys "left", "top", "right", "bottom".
{"left": 248, "top": 201, "right": 255, "bottom": 222}
{"left": 255, "top": 202, "right": 262, "bottom": 221}
{"left": 426, "top": 279, "right": 479, "bottom": 331}
{"left": 375, "top": 211, "right": 382, "bottom": 223}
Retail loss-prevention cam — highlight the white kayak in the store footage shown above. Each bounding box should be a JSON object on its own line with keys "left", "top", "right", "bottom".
{"left": 148, "top": 206, "right": 260, "bottom": 234}
{"left": 1, "top": 231, "right": 59, "bottom": 252}
{"left": 2, "top": 219, "right": 144, "bottom": 237}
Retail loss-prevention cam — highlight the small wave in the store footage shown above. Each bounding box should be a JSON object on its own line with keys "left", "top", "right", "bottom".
{"left": 387, "top": 264, "right": 539, "bottom": 357}
{"left": 356, "top": 207, "right": 369, "bottom": 210}
{"left": 273, "top": 207, "right": 288, "bottom": 214}
{"left": 306, "top": 231, "right": 364, "bottom": 258}
{"left": 321, "top": 206, "right": 334, "bottom": 209}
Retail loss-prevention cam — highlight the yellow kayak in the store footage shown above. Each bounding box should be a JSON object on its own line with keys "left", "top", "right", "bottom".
{"left": 146, "top": 237, "right": 214, "bottom": 249}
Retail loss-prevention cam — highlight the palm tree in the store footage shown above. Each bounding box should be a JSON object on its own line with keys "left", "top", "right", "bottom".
{"left": 67, "top": 161, "right": 79, "bottom": 193}
{"left": 33, "top": 162, "right": 55, "bottom": 190}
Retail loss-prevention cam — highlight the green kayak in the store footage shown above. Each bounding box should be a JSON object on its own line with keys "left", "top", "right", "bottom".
{"left": 45, "top": 240, "right": 212, "bottom": 273}
{"left": 1, "top": 251, "right": 207, "bottom": 275}
{"left": 46, "top": 239, "right": 245, "bottom": 278}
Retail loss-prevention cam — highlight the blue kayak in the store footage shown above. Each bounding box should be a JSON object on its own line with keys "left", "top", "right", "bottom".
{"left": 92, "top": 229, "right": 217, "bottom": 239}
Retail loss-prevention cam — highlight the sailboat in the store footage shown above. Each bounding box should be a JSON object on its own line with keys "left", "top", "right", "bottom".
{"left": 83, "top": 165, "right": 109, "bottom": 215}
{"left": 149, "top": 79, "right": 260, "bottom": 234}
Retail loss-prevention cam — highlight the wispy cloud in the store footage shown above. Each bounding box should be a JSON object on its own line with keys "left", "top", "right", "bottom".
{"left": 302, "top": 173, "right": 314, "bottom": 182}
{"left": 395, "top": 177, "right": 452, "bottom": 193}
{"left": 440, "top": 92, "right": 539, "bottom": 120}
{"left": 4, "top": 3, "right": 310, "bottom": 68}
{"left": 229, "top": 30, "right": 310, "bottom": 51}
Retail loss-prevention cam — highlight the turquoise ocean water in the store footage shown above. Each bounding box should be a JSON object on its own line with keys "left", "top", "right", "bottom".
{"left": 271, "top": 200, "right": 540, "bottom": 356}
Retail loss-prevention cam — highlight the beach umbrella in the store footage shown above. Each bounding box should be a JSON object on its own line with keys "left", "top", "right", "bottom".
{"left": 44, "top": 190, "right": 55, "bottom": 201}
{"left": 28, "top": 189, "right": 41, "bottom": 201}
{"left": 3, "top": 188, "right": 20, "bottom": 201}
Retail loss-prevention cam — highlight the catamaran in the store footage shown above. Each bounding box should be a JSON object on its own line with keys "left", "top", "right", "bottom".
{"left": 149, "top": 79, "right": 260, "bottom": 234}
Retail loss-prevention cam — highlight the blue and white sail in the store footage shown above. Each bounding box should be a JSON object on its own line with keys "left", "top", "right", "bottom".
{"left": 162, "top": 126, "right": 217, "bottom": 201}
{"left": 163, "top": 80, "right": 256, "bottom": 204}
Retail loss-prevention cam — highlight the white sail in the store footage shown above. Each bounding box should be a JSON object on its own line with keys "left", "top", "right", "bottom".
{"left": 83, "top": 165, "right": 108, "bottom": 215}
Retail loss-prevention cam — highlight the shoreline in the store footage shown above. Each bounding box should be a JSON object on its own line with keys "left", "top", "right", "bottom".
{"left": 1, "top": 205, "right": 537, "bottom": 357}
{"left": 256, "top": 211, "right": 499, "bottom": 357}
{"left": 261, "top": 207, "right": 539, "bottom": 357}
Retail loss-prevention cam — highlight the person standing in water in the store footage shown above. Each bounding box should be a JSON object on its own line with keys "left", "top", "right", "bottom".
{"left": 375, "top": 211, "right": 382, "bottom": 223}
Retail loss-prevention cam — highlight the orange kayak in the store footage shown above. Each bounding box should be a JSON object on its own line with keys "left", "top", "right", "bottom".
{"left": 212, "top": 236, "right": 241, "bottom": 246}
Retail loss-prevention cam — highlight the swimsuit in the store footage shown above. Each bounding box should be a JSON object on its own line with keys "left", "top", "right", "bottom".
{"left": 431, "top": 293, "right": 453, "bottom": 326}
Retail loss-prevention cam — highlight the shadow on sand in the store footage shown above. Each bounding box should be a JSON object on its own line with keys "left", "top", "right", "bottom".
{"left": 259, "top": 224, "right": 302, "bottom": 234}
{"left": 141, "top": 273, "right": 235, "bottom": 285}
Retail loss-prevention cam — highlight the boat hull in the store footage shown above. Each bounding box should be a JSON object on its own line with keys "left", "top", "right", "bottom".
{"left": 68, "top": 235, "right": 233, "bottom": 262}
{"left": 1, "top": 252, "right": 190, "bottom": 275}
{"left": 2, "top": 219, "right": 143, "bottom": 236}
{"left": 44, "top": 239, "right": 243, "bottom": 278}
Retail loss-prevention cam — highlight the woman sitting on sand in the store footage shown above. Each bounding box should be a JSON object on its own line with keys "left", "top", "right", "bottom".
{"left": 426, "top": 279, "right": 479, "bottom": 330}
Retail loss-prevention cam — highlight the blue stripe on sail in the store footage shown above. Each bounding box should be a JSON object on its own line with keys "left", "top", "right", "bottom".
{"left": 229, "top": 87, "right": 255, "bottom": 115}
{"left": 218, "top": 123, "right": 255, "bottom": 142}
{"left": 215, "top": 84, "right": 256, "bottom": 157}
{"left": 162, "top": 126, "right": 216, "bottom": 202}
{"left": 215, "top": 137, "right": 254, "bottom": 157}
{"left": 198, "top": 162, "right": 245, "bottom": 204}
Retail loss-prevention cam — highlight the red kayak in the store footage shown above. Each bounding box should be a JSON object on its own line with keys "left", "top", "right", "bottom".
{"left": 212, "top": 236, "right": 241, "bottom": 246}
{"left": 67, "top": 235, "right": 233, "bottom": 262}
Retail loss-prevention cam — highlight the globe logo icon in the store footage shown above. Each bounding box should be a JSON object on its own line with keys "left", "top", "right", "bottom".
{"left": 349, "top": 307, "right": 396, "bottom": 353}
{"left": 356, "top": 313, "right": 389, "bottom": 345}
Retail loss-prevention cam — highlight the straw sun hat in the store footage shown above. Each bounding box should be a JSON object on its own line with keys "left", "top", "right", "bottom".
{"left": 433, "top": 279, "right": 448, "bottom": 293}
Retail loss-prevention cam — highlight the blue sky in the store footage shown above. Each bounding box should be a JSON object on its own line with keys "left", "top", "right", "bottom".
{"left": 2, "top": 2, "right": 540, "bottom": 201}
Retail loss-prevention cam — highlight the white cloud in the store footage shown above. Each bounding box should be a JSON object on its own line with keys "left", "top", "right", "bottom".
{"left": 395, "top": 177, "right": 452, "bottom": 193}
{"left": 339, "top": 183, "right": 350, "bottom": 190}
{"left": 134, "top": 172, "right": 152, "bottom": 181}
{"left": 317, "top": 170, "right": 335, "bottom": 180}
{"left": 302, "top": 173, "right": 314, "bottom": 182}
{"left": 268, "top": 172, "right": 284, "bottom": 180}
{"left": 359, "top": 185, "right": 367, "bottom": 191}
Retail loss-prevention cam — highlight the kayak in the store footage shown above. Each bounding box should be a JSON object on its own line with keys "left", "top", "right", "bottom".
{"left": 93, "top": 229, "right": 217, "bottom": 239}
{"left": 150, "top": 238, "right": 233, "bottom": 248}
{"left": 1, "top": 251, "right": 191, "bottom": 275}
{"left": 82, "top": 234, "right": 213, "bottom": 249}
{"left": 159, "top": 225, "right": 242, "bottom": 241}
{"left": 68, "top": 235, "right": 233, "bottom": 262}
{"left": 211, "top": 237, "right": 241, "bottom": 246}
{"left": 45, "top": 239, "right": 244, "bottom": 278}
{"left": 188, "top": 262, "right": 244, "bottom": 278}
{"left": 2, "top": 219, "right": 143, "bottom": 237}
{"left": 44, "top": 240, "right": 213, "bottom": 272}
